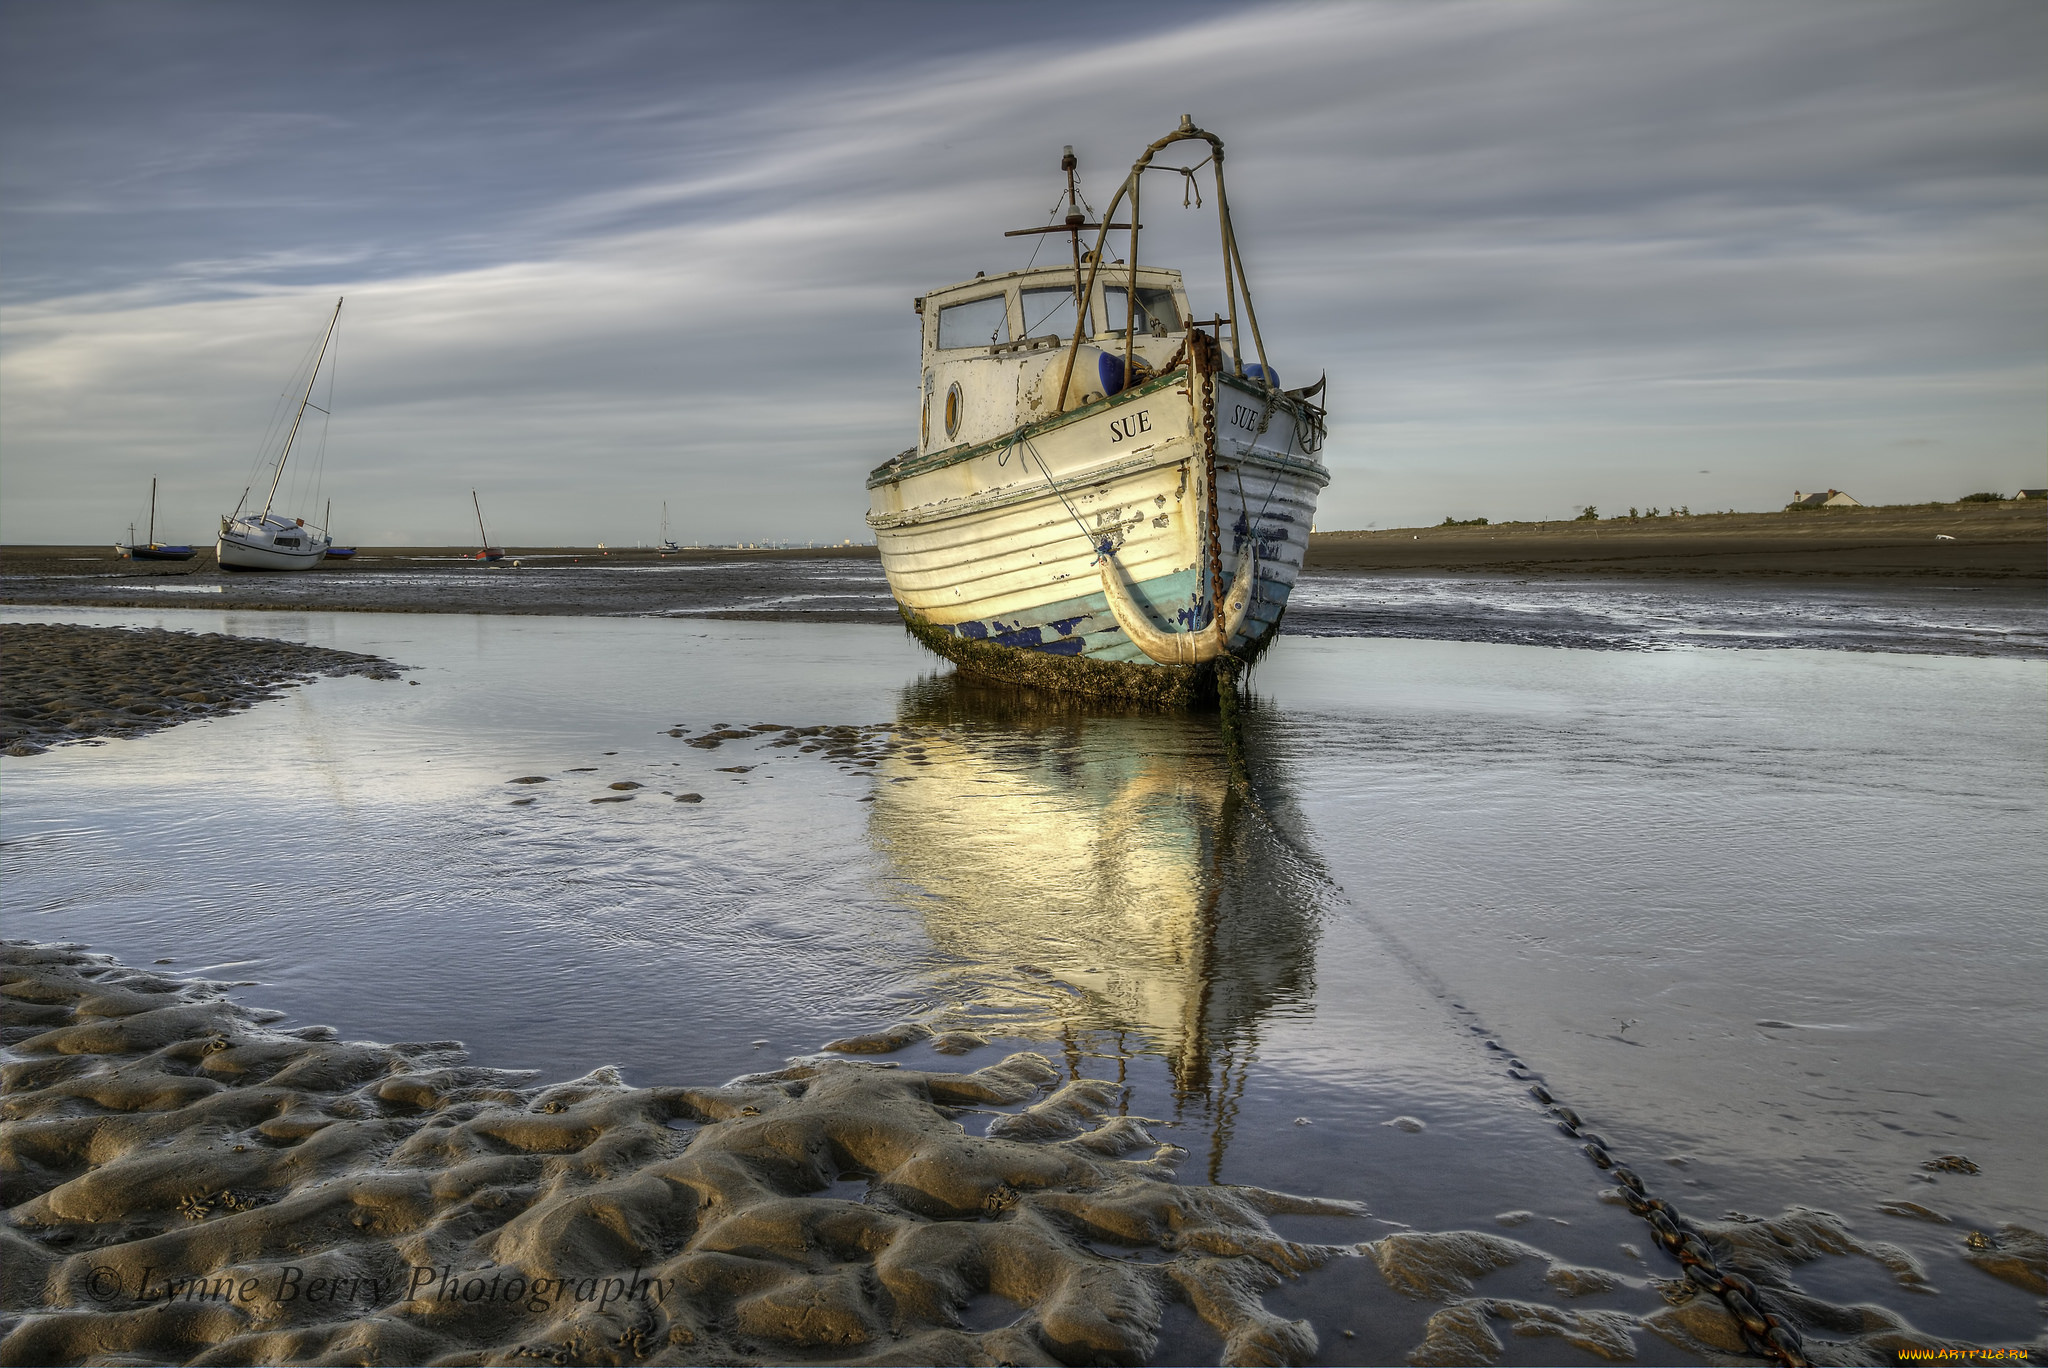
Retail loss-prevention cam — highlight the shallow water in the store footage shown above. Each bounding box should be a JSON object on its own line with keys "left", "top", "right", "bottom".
{"left": 1285, "top": 574, "right": 2048, "bottom": 657}
{"left": 4, "top": 604, "right": 2043, "bottom": 1359}
{"left": 10, "top": 556, "right": 2046, "bottom": 658}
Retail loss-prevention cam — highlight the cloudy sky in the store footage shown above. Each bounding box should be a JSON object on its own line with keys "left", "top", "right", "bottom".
{"left": 3, "top": 1, "right": 2043, "bottom": 546}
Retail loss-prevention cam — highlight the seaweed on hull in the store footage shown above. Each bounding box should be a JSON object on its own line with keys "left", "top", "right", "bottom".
{"left": 900, "top": 607, "right": 1283, "bottom": 709}
{"left": 0, "top": 944, "right": 1359, "bottom": 1367}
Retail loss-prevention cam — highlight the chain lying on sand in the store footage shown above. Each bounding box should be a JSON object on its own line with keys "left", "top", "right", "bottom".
{"left": 1521, "top": 1075, "right": 1810, "bottom": 1366}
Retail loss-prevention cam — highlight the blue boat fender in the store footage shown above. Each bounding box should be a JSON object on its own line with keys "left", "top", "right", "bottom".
{"left": 1243, "top": 361, "right": 1280, "bottom": 389}
{"left": 1099, "top": 351, "right": 1155, "bottom": 397}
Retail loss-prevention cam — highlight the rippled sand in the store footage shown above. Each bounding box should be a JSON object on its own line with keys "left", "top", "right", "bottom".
{"left": 2, "top": 944, "right": 1360, "bottom": 1366}
{"left": 7, "top": 944, "right": 2039, "bottom": 1366}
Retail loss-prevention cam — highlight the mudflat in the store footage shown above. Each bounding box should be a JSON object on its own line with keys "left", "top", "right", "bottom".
{"left": 1306, "top": 502, "right": 2046, "bottom": 580}
{"left": 0, "top": 546, "right": 892, "bottom": 620}
{"left": 0, "top": 623, "right": 402, "bottom": 756}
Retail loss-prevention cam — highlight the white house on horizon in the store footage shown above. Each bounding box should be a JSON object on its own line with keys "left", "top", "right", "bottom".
{"left": 1790, "top": 489, "right": 1862, "bottom": 508}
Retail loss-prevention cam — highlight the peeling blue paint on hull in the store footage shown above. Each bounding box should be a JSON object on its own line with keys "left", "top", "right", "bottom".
{"left": 899, "top": 569, "right": 1294, "bottom": 704}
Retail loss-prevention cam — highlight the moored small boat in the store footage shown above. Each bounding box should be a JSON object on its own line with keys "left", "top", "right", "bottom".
{"left": 219, "top": 299, "right": 341, "bottom": 572}
{"left": 320, "top": 501, "right": 354, "bottom": 559}
{"left": 117, "top": 479, "right": 197, "bottom": 561}
{"left": 866, "top": 120, "right": 1330, "bottom": 706}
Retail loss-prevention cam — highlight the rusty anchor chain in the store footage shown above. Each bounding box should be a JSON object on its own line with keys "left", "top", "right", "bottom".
{"left": 1527, "top": 1080, "right": 1811, "bottom": 1366}
{"left": 1190, "top": 331, "right": 1226, "bottom": 632}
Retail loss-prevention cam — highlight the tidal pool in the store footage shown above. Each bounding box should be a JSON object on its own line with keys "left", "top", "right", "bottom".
{"left": 4, "top": 605, "right": 2041, "bottom": 1360}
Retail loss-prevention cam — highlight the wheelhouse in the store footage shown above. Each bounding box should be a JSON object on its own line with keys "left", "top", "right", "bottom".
{"left": 913, "top": 265, "right": 1193, "bottom": 455}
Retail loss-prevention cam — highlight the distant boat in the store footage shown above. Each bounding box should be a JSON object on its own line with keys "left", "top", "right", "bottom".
{"left": 866, "top": 121, "right": 1329, "bottom": 704}
{"left": 117, "top": 478, "right": 196, "bottom": 561}
{"left": 322, "top": 499, "right": 355, "bottom": 558}
{"left": 471, "top": 491, "right": 504, "bottom": 560}
{"left": 219, "top": 298, "right": 341, "bottom": 571}
{"left": 660, "top": 501, "right": 680, "bottom": 552}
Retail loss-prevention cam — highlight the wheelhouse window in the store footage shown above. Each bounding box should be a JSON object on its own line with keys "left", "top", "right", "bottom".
{"left": 935, "top": 295, "right": 1011, "bottom": 350}
{"left": 1020, "top": 285, "right": 1090, "bottom": 340}
{"left": 1103, "top": 286, "right": 1182, "bottom": 337}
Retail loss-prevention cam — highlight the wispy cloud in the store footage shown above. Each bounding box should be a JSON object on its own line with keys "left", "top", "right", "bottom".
{"left": 3, "top": 1, "right": 2042, "bottom": 543}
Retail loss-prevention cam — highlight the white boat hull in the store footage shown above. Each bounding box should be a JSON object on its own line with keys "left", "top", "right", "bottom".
{"left": 218, "top": 519, "right": 330, "bottom": 572}
{"left": 867, "top": 366, "right": 1329, "bottom": 700}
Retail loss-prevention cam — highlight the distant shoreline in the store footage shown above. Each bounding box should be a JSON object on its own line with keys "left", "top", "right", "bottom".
{"left": 1306, "top": 502, "right": 2045, "bottom": 581}
{"left": 2, "top": 504, "right": 2041, "bottom": 621}
{"left": 0, "top": 543, "right": 879, "bottom": 565}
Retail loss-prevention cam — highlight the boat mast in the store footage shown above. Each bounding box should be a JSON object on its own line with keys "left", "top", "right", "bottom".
{"left": 148, "top": 477, "right": 158, "bottom": 546}
{"left": 473, "top": 490, "right": 490, "bottom": 550}
{"left": 1054, "top": 117, "right": 1270, "bottom": 412}
{"left": 261, "top": 296, "right": 344, "bottom": 521}
{"left": 1063, "top": 146, "right": 1084, "bottom": 335}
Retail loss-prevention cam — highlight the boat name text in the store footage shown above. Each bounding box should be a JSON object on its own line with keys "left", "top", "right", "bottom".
{"left": 1108, "top": 411, "right": 1154, "bottom": 443}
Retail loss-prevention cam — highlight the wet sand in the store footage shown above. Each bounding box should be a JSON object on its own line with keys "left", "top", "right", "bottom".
{"left": 9, "top": 943, "right": 2031, "bottom": 1367}
{"left": 6, "top": 623, "right": 2043, "bottom": 1364}
{"left": 1, "top": 942, "right": 1359, "bottom": 1366}
{"left": 0, "top": 623, "right": 402, "bottom": 756}
{"left": 0, "top": 547, "right": 892, "bottom": 621}
{"left": 1306, "top": 503, "right": 2046, "bottom": 581}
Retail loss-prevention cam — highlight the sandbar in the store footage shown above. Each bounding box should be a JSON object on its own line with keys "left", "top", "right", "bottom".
{"left": 0, "top": 623, "right": 401, "bottom": 756}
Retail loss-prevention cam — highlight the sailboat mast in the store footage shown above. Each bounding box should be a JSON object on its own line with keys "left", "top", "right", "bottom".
{"left": 262, "top": 296, "right": 344, "bottom": 520}
{"left": 473, "top": 490, "right": 490, "bottom": 550}
{"left": 148, "top": 477, "right": 157, "bottom": 545}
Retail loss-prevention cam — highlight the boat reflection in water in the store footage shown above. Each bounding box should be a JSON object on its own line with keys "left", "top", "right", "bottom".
{"left": 868, "top": 671, "right": 1322, "bottom": 1177}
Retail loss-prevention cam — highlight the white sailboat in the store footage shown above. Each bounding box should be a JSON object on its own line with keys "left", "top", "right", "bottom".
{"left": 218, "top": 298, "right": 342, "bottom": 572}
{"left": 866, "top": 120, "right": 1330, "bottom": 705}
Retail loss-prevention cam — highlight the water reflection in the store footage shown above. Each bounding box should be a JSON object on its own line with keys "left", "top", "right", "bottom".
{"left": 869, "top": 673, "right": 1324, "bottom": 1176}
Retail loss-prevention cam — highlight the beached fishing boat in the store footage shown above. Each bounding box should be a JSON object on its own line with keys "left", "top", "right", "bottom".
{"left": 117, "top": 478, "right": 196, "bottom": 561}
{"left": 218, "top": 299, "right": 341, "bottom": 572}
{"left": 866, "top": 119, "right": 1330, "bottom": 704}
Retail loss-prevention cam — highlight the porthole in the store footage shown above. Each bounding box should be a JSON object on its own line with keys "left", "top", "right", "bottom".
{"left": 944, "top": 382, "right": 963, "bottom": 441}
